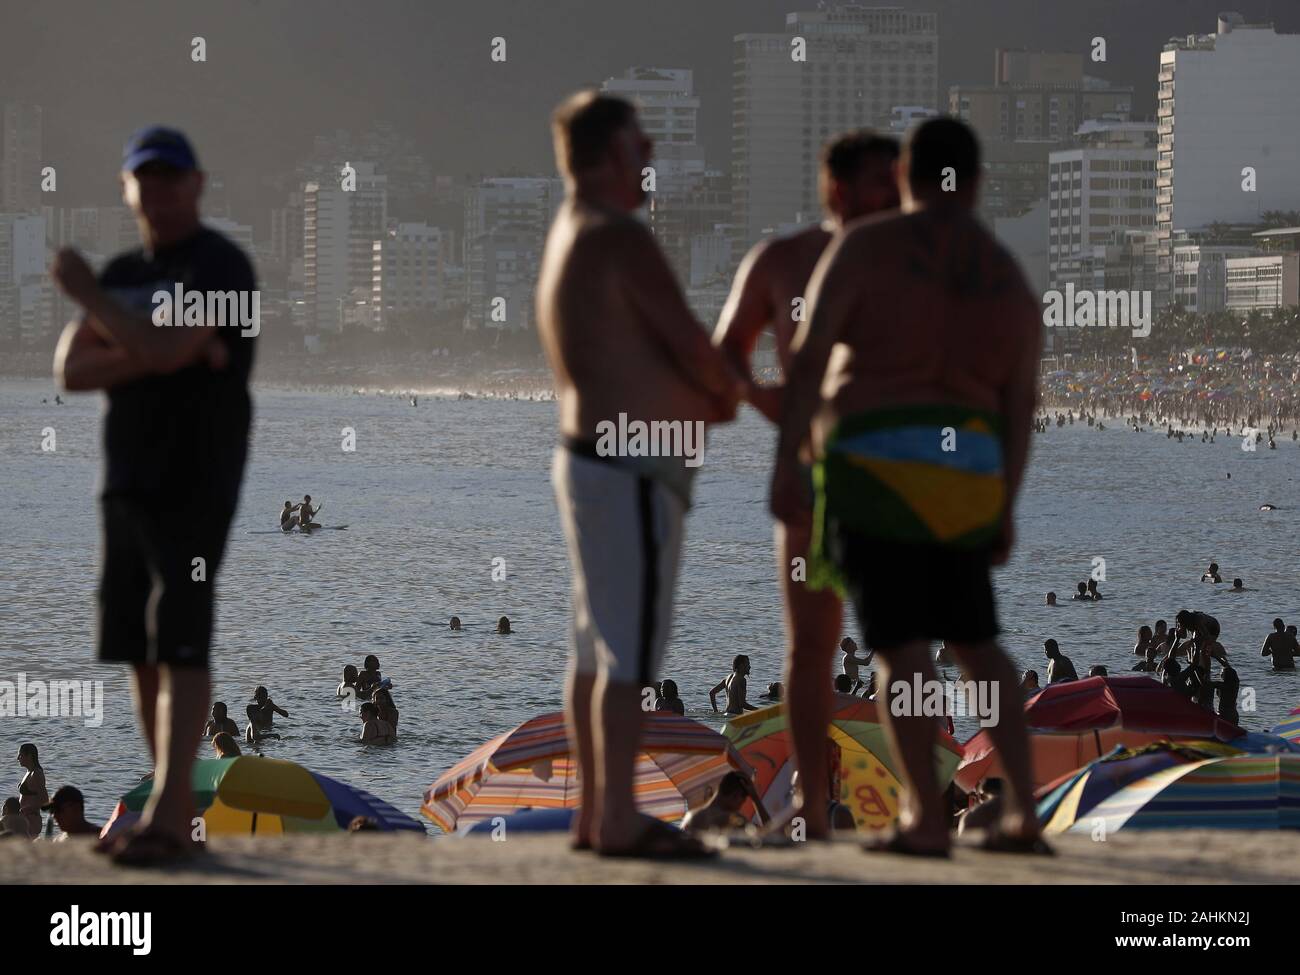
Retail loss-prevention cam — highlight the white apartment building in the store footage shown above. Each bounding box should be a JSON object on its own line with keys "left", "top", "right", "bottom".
{"left": 463, "top": 177, "right": 562, "bottom": 330}
{"left": 303, "top": 161, "right": 387, "bottom": 332}
{"left": 1048, "top": 121, "right": 1157, "bottom": 290}
{"left": 371, "top": 222, "right": 445, "bottom": 328}
{"left": 1224, "top": 253, "right": 1300, "bottom": 311}
{"left": 1156, "top": 14, "right": 1300, "bottom": 299}
{"left": 732, "top": 5, "right": 938, "bottom": 244}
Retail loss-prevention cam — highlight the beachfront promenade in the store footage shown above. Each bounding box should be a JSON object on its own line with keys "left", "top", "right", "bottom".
{"left": 7, "top": 831, "right": 1297, "bottom": 884}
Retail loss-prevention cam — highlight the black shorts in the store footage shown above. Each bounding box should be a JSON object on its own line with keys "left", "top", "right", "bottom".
{"left": 97, "top": 496, "right": 234, "bottom": 667}
{"left": 827, "top": 522, "right": 999, "bottom": 651}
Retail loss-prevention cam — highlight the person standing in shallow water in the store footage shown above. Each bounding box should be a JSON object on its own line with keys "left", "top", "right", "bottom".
{"left": 51, "top": 127, "right": 256, "bottom": 868}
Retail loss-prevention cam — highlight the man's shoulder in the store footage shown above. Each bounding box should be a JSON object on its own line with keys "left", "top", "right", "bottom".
{"left": 194, "top": 227, "right": 256, "bottom": 276}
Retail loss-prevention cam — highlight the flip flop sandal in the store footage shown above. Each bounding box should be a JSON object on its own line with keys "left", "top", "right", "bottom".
{"left": 598, "top": 820, "right": 718, "bottom": 861}
{"left": 110, "top": 828, "right": 201, "bottom": 869}
{"left": 862, "top": 832, "right": 951, "bottom": 859}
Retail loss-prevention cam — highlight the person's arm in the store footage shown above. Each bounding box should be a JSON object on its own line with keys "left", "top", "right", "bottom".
{"left": 994, "top": 286, "right": 1043, "bottom": 566}
{"left": 53, "top": 318, "right": 158, "bottom": 391}
{"left": 770, "top": 231, "right": 858, "bottom": 522}
{"left": 618, "top": 223, "right": 743, "bottom": 416}
{"left": 708, "top": 680, "right": 725, "bottom": 712}
{"left": 1261, "top": 638, "right": 1272, "bottom": 658}
{"left": 267, "top": 699, "right": 289, "bottom": 718}
{"left": 713, "top": 241, "right": 782, "bottom": 422}
{"left": 51, "top": 248, "right": 225, "bottom": 375}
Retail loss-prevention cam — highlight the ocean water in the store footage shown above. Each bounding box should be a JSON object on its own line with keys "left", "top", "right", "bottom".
{"left": 3, "top": 377, "right": 1299, "bottom": 827}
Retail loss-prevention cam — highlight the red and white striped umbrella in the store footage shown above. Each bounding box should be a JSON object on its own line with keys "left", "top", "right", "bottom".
{"left": 422, "top": 711, "right": 752, "bottom": 833}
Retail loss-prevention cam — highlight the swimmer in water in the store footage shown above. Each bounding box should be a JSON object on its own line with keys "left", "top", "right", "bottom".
{"left": 840, "top": 637, "right": 873, "bottom": 693}
{"left": 1261, "top": 618, "right": 1297, "bottom": 670}
{"left": 1087, "top": 578, "right": 1103, "bottom": 600}
{"left": 1044, "top": 640, "right": 1078, "bottom": 684}
{"left": 203, "top": 702, "right": 239, "bottom": 738}
{"left": 1045, "top": 591, "right": 1057, "bottom": 607}
{"left": 1071, "top": 582, "right": 1092, "bottom": 602}
{"left": 496, "top": 616, "right": 512, "bottom": 634}
{"left": 449, "top": 616, "right": 462, "bottom": 631}
{"left": 1020, "top": 670, "right": 1040, "bottom": 695}
{"left": 1229, "top": 578, "right": 1246, "bottom": 592}
{"left": 710, "top": 655, "right": 756, "bottom": 714}
{"left": 655, "top": 678, "right": 686, "bottom": 715}
{"left": 1201, "top": 562, "right": 1222, "bottom": 583}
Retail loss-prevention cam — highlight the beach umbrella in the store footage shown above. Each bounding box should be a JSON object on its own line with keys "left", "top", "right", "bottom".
{"left": 723, "top": 695, "right": 964, "bottom": 832}
{"left": 421, "top": 712, "right": 750, "bottom": 833}
{"left": 956, "top": 676, "right": 1244, "bottom": 793}
{"left": 1037, "top": 742, "right": 1224, "bottom": 833}
{"left": 1060, "top": 754, "right": 1300, "bottom": 832}
{"left": 100, "top": 757, "right": 425, "bottom": 839}
{"left": 1270, "top": 707, "right": 1300, "bottom": 744}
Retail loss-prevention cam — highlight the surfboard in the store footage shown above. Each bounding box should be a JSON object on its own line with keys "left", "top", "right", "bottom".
{"left": 248, "top": 524, "right": 349, "bottom": 534}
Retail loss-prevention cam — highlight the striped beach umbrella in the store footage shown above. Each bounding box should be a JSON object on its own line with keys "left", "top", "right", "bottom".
{"left": 1060, "top": 754, "right": 1300, "bottom": 832}
{"left": 422, "top": 712, "right": 751, "bottom": 833}
{"left": 101, "top": 757, "right": 425, "bottom": 839}
{"left": 723, "top": 695, "right": 964, "bottom": 832}
{"left": 1270, "top": 706, "right": 1300, "bottom": 744}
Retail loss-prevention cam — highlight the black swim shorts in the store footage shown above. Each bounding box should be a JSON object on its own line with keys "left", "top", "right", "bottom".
{"left": 97, "top": 496, "right": 235, "bottom": 667}
{"left": 826, "top": 521, "right": 999, "bottom": 651}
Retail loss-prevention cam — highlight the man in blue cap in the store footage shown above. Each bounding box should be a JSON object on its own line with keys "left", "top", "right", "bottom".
{"left": 50, "top": 126, "right": 257, "bottom": 867}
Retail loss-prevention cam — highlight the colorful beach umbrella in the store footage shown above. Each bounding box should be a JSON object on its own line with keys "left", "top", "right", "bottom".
{"left": 1062, "top": 754, "right": 1300, "bottom": 832}
{"left": 1270, "top": 707, "right": 1300, "bottom": 744}
{"left": 956, "top": 676, "right": 1244, "bottom": 793}
{"left": 422, "top": 712, "right": 751, "bottom": 833}
{"left": 1037, "top": 742, "right": 1222, "bottom": 833}
{"left": 723, "top": 695, "right": 964, "bottom": 832}
{"left": 101, "top": 757, "right": 424, "bottom": 839}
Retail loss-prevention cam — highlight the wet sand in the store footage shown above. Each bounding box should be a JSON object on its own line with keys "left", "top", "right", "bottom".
{"left": 7, "top": 831, "right": 1298, "bottom": 885}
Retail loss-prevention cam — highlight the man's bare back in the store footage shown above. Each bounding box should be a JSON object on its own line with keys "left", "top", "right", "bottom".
{"left": 537, "top": 199, "right": 735, "bottom": 440}
{"left": 809, "top": 207, "right": 1039, "bottom": 451}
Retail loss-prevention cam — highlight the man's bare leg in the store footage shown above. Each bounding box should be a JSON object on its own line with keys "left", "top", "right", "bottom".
{"left": 948, "top": 640, "right": 1040, "bottom": 839}
{"left": 565, "top": 669, "right": 597, "bottom": 848}
{"left": 873, "top": 640, "right": 948, "bottom": 851}
{"left": 591, "top": 674, "right": 645, "bottom": 851}
{"left": 778, "top": 520, "right": 843, "bottom": 839}
{"left": 139, "top": 665, "right": 208, "bottom": 843}
{"left": 130, "top": 664, "right": 161, "bottom": 760}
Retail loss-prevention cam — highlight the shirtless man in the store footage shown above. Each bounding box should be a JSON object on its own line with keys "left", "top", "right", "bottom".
{"left": 840, "top": 636, "right": 874, "bottom": 692}
{"left": 202, "top": 701, "right": 239, "bottom": 738}
{"left": 298, "top": 495, "right": 320, "bottom": 529}
{"left": 538, "top": 91, "right": 740, "bottom": 858}
{"left": 1261, "top": 618, "right": 1296, "bottom": 670}
{"left": 280, "top": 501, "right": 301, "bottom": 531}
{"left": 715, "top": 131, "right": 898, "bottom": 838}
{"left": 771, "top": 118, "right": 1044, "bottom": 857}
{"left": 710, "top": 654, "right": 757, "bottom": 715}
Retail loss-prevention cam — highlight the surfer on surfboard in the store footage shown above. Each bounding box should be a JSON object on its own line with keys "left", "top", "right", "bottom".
{"left": 299, "top": 494, "right": 322, "bottom": 529}
{"left": 280, "top": 501, "right": 302, "bottom": 531}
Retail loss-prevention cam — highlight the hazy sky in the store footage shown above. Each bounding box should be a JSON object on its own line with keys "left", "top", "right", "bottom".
{"left": 5, "top": 0, "right": 1296, "bottom": 218}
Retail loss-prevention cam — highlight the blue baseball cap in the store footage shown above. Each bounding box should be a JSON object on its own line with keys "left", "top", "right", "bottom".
{"left": 122, "top": 126, "right": 199, "bottom": 173}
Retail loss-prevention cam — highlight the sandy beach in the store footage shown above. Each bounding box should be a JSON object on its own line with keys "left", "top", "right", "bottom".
{"left": 6, "top": 831, "right": 1298, "bottom": 885}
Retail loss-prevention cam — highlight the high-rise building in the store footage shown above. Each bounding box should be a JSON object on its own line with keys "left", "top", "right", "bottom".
{"left": 1048, "top": 121, "right": 1157, "bottom": 290}
{"left": 0, "top": 212, "right": 50, "bottom": 345}
{"left": 303, "top": 162, "right": 387, "bottom": 332}
{"left": 1157, "top": 14, "right": 1300, "bottom": 304}
{"left": 462, "top": 177, "right": 562, "bottom": 330}
{"left": 950, "top": 47, "right": 1132, "bottom": 145}
{"left": 602, "top": 68, "right": 705, "bottom": 194}
{"left": 1, "top": 103, "right": 44, "bottom": 213}
{"left": 732, "top": 5, "right": 939, "bottom": 244}
{"left": 371, "top": 222, "right": 446, "bottom": 330}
